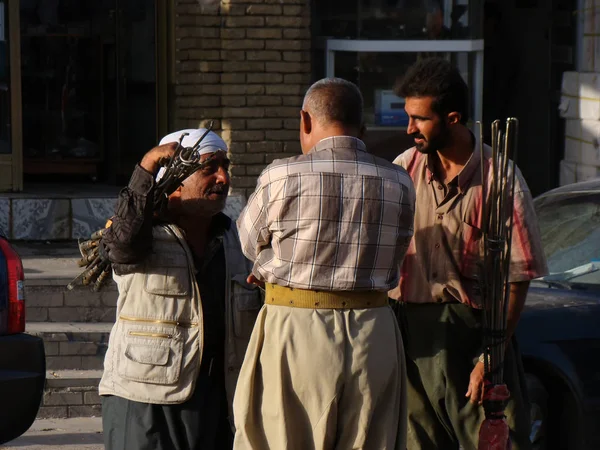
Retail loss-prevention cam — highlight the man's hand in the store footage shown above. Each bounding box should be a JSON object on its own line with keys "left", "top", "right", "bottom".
{"left": 465, "top": 361, "right": 485, "bottom": 405}
{"left": 463, "top": 283, "right": 530, "bottom": 407}
{"left": 247, "top": 274, "right": 265, "bottom": 289}
{"left": 140, "top": 142, "right": 178, "bottom": 175}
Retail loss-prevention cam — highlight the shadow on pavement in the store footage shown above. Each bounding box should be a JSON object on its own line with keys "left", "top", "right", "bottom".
{"left": 1, "top": 431, "right": 103, "bottom": 447}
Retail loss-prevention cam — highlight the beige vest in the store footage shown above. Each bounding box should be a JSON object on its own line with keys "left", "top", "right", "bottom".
{"left": 99, "top": 223, "right": 262, "bottom": 416}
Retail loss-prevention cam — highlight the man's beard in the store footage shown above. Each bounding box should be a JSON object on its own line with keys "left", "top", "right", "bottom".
{"left": 411, "top": 124, "right": 451, "bottom": 155}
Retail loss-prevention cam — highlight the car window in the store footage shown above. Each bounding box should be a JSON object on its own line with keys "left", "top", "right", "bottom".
{"left": 535, "top": 193, "right": 600, "bottom": 283}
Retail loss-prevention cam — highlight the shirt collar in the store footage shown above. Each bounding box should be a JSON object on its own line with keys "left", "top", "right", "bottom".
{"left": 424, "top": 131, "right": 481, "bottom": 193}
{"left": 309, "top": 136, "right": 367, "bottom": 154}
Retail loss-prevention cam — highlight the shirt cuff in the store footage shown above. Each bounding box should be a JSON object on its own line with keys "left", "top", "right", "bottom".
{"left": 128, "top": 164, "right": 155, "bottom": 196}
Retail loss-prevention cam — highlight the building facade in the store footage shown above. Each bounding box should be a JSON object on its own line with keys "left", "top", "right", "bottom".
{"left": 0, "top": 0, "right": 313, "bottom": 197}
{"left": 0, "top": 0, "right": 487, "bottom": 196}
{"left": 171, "top": 0, "right": 312, "bottom": 199}
{"left": 0, "top": 1, "right": 577, "bottom": 199}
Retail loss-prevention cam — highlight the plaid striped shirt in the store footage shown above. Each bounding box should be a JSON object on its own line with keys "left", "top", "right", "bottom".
{"left": 237, "top": 136, "right": 416, "bottom": 291}
{"left": 388, "top": 144, "right": 548, "bottom": 307}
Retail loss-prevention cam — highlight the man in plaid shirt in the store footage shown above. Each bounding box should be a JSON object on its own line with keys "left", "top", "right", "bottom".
{"left": 233, "top": 78, "right": 415, "bottom": 449}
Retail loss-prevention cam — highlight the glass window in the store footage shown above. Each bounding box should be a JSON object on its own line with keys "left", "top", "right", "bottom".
{"left": 312, "top": 0, "right": 485, "bottom": 135}
{"left": 334, "top": 51, "right": 476, "bottom": 128}
{"left": 536, "top": 193, "right": 600, "bottom": 276}
{"left": 314, "top": 0, "right": 482, "bottom": 40}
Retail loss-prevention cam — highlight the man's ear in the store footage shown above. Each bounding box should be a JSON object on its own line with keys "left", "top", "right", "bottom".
{"left": 300, "top": 110, "right": 312, "bottom": 135}
{"left": 165, "top": 186, "right": 182, "bottom": 217}
{"left": 168, "top": 186, "right": 183, "bottom": 202}
{"left": 447, "top": 111, "right": 461, "bottom": 126}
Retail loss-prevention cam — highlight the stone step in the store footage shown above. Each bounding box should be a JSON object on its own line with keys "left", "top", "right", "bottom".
{"left": 26, "top": 283, "right": 117, "bottom": 323}
{"left": 27, "top": 322, "right": 112, "bottom": 372}
{"left": 39, "top": 370, "right": 103, "bottom": 419}
{"left": 15, "top": 241, "right": 118, "bottom": 323}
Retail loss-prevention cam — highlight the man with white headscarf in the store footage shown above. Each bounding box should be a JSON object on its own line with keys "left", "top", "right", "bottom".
{"left": 99, "top": 129, "right": 263, "bottom": 450}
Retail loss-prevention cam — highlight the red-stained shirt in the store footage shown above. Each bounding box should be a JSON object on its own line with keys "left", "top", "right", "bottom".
{"left": 388, "top": 143, "right": 548, "bottom": 307}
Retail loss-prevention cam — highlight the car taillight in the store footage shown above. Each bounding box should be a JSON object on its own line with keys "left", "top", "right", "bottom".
{"left": 0, "top": 244, "right": 7, "bottom": 332}
{"left": 0, "top": 238, "right": 25, "bottom": 334}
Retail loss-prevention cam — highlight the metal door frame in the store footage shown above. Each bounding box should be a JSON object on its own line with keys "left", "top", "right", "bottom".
{"left": 0, "top": 0, "right": 22, "bottom": 192}
{"left": 156, "top": 0, "right": 172, "bottom": 139}
{"left": 325, "top": 39, "right": 485, "bottom": 124}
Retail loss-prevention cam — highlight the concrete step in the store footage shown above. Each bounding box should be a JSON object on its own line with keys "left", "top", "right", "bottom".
{"left": 15, "top": 241, "right": 118, "bottom": 323}
{"left": 27, "top": 322, "right": 112, "bottom": 372}
{"left": 39, "top": 370, "right": 103, "bottom": 419}
{"left": 26, "top": 283, "right": 117, "bottom": 323}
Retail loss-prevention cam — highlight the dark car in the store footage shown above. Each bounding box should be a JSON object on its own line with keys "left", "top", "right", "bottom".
{"left": 0, "top": 235, "right": 45, "bottom": 445}
{"left": 516, "top": 178, "right": 600, "bottom": 450}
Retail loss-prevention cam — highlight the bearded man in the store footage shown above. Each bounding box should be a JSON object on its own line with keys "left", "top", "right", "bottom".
{"left": 389, "top": 58, "right": 547, "bottom": 450}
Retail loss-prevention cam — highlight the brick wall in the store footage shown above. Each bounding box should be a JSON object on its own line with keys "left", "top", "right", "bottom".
{"left": 174, "top": 0, "right": 312, "bottom": 198}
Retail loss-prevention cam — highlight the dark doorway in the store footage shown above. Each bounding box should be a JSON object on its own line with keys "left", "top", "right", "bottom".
{"left": 482, "top": 0, "right": 577, "bottom": 196}
{"left": 19, "top": 0, "right": 157, "bottom": 185}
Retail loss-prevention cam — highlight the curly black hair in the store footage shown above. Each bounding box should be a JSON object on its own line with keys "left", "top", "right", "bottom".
{"left": 394, "top": 58, "right": 469, "bottom": 125}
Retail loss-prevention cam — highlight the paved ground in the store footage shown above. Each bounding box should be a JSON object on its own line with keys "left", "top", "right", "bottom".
{"left": 1, "top": 418, "right": 103, "bottom": 450}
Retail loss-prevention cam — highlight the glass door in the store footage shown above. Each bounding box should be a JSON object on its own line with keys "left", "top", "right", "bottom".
{"left": 18, "top": 0, "right": 158, "bottom": 185}
{"left": 112, "top": 0, "right": 157, "bottom": 184}
{"left": 19, "top": 1, "right": 111, "bottom": 182}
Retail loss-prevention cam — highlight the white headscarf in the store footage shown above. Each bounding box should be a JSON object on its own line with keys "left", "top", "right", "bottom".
{"left": 159, "top": 128, "right": 228, "bottom": 156}
{"left": 155, "top": 128, "right": 228, "bottom": 183}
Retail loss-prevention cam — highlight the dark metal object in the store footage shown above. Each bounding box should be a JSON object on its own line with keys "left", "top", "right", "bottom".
{"left": 67, "top": 122, "right": 216, "bottom": 292}
{"left": 478, "top": 117, "right": 519, "bottom": 384}
{"left": 477, "top": 118, "right": 519, "bottom": 450}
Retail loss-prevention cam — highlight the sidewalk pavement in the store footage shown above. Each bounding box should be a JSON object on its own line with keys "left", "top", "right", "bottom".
{"left": 1, "top": 417, "right": 103, "bottom": 450}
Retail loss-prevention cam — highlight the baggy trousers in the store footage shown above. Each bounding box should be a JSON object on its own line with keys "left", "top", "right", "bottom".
{"left": 396, "top": 301, "right": 531, "bottom": 450}
{"left": 233, "top": 303, "right": 407, "bottom": 450}
{"left": 102, "top": 356, "right": 232, "bottom": 450}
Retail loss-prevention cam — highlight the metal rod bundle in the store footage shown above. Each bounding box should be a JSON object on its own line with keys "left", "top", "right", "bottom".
{"left": 67, "top": 122, "right": 216, "bottom": 292}
{"left": 477, "top": 118, "right": 519, "bottom": 385}
{"left": 153, "top": 122, "right": 216, "bottom": 213}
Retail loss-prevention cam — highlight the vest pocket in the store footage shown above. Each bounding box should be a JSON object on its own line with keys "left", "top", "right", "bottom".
{"left": 125, "top": 343, "right": 170, "bottom": 365}
{"left": 143, "top": 250, "right": 190, "bottom": 297}
{"left": 231, "top": 275, "right": 263, "bottom": 338}
{"left": 144, "top": 266, "right": 190, "bottom": 297}
{"left": 116, "top": 322, "right": 184, "bottom": 385}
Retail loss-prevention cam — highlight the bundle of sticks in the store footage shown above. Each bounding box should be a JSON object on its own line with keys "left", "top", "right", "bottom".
{"left": 67, "top": 122, "right": 216, "bottom": 292}
{"left": 477, "top": 118, "right": 519, "bottom": 450}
